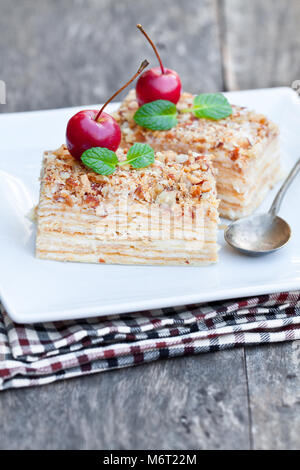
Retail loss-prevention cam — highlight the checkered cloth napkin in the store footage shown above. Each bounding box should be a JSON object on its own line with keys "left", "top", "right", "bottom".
{"left": 1, "top": 291, "right": 300, "bottom": 390}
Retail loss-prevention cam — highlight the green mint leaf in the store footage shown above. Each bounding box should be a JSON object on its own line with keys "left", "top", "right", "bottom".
{"left": 81, "top": 147, "right": 118, "bottom": 175}
{"left": 192, "top": 93, "right": 232, "bottom": 120}
{"left": 134, "top": 100, "right": 178, "bottom": 130}
{"left": 122, "top": 143, "right": 155, "bottom": 169}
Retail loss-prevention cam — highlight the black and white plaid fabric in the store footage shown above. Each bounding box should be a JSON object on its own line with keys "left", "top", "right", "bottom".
{"left": 1, "top": 290, "right": 300, "bottom": 390}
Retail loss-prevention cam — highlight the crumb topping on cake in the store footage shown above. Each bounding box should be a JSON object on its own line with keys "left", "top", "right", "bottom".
{"left": 114, "top": 90, "right": 279, "bottom": 162}
{"left": 41, "top": 145, "right": 217, "bottom": 210}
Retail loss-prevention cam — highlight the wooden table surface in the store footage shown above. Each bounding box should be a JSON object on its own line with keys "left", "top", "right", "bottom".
{"left": 0, "top": 0, "right": 300, "bottom": 450}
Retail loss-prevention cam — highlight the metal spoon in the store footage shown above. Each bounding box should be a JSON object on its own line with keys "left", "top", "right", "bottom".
{"left": 224, "top": 157, "right": 300, "bottom": 256}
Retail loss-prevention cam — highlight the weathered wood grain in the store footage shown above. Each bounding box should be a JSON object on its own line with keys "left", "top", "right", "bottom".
{"left": 220, "top": 0, "right": 300, "bottom": 90}
{"left": 0, "top": 0, "right": 223, "bottom": 113}
{"left": 0, "top": 351, "right": 249, "bottom": 450}
{"left": 245, "top": 341, "right": 300, "bottom": 450}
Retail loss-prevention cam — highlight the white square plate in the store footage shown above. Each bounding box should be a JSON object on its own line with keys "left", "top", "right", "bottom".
{"left": 1, "top": 87, "right": 300, "bottom": 323}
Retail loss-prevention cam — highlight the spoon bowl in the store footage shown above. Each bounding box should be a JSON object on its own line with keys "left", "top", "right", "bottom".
{"left": 224, "top": 214, "right": 291, "bottom": 256}
{"left": 224, "top": 157, "right": 300, "bottom": 256}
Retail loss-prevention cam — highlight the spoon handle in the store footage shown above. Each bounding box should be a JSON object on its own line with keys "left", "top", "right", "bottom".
{"left": 269, "top": 157, "right": 300, "bottom": 216}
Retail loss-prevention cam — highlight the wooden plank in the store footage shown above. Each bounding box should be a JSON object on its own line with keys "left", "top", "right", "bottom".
{"left": 0, "top": 0, "right": 223, "bottom": 113}
{"left": 0, "top": 351, "right": 250, "bottom": 450}
{"left": 245, "top": 341, "right": 300, "bottom": 450}
{"left": 220, "top": 0, "right": 300, "bottom": 90}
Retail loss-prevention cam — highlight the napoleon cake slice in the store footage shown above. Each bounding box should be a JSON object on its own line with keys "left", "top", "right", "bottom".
{"left": 115, "top": 90, "right": 282, "bottom": 220}
{"left": 36, "top": 145, "right": 219, "bottom": 265}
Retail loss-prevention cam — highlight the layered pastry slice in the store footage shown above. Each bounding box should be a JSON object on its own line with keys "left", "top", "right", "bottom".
{"left": 115, "top": 90, "right": 282, "bottom": 220}
{"left": 36, "top": 145, "right": 219, "bottom": 265}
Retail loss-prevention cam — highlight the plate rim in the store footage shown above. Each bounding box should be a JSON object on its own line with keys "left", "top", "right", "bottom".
{"left": 1, "top": 86, "right": 300, "bottom": 323}
{"left": 3, "top": 278, "right": 300, "bottom": 324}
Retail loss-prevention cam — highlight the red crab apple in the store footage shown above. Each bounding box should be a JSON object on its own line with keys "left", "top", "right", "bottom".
{"left": 66, "top": 110, "right": 121, "bottom": 160}
{"left": 66, "top": 60, "right": 149, "bottom": 160}
{"left": 135, "top": 24, "right": 181, "bottom": 106}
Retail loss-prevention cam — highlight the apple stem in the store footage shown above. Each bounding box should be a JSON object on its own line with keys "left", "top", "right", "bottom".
{"left": 137, "top": 24, "right": 165, "bottom": 75}
{"left": 95, "top": 60, "right": 149, "bottom": 122}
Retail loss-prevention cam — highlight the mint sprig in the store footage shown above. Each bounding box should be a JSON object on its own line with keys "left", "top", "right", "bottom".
{"left": 134, "top": 100, "right": 178, "bottom": 130}
{"left": 181, "top": 93, "right": 232, "bottom": 120}
{"left": 133, "top": 94, "right": 232, "bottom": 131}
{"left": 81, "top": 143, "right": 155, "bottom": 175}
